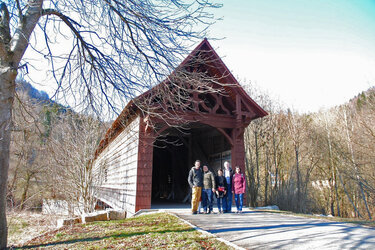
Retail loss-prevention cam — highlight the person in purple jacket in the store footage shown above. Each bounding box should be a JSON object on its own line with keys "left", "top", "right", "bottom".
{"left": 232, "top": 166, "right": 246, "bottom": 213}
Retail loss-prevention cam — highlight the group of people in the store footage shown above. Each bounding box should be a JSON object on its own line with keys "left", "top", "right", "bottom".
{"left": 188, "top": 160, "right": 246, "bottom": 214}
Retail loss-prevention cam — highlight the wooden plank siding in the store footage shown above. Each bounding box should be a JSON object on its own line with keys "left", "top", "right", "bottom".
{"left": 93, "top": 117, "right": 140, "bottom": 215}
{"left": 92, "top": 39, "right": 268, "bottom": 214}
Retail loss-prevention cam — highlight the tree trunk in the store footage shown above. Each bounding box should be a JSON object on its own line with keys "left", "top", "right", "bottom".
{"left": 295, "top": 146, "right": 301, "bottom": 212}
{"left": 264, "top": 147, "right": 270, "bottom": 205}
{"left": 333, "top": 169, "right": 340, "bottom": 217}
{"left": 245, "top": 147, "right": 256, "bottom": 207}
{"left": 324, "top": 113, "right": 342, "bottom": 217}
{"left": 337, "top": 166, "right": 362, "bottom": 218}
{"left": 7, "top": 156, "right": 21, "bottom": 210}
{"left": 0, "top": 67, "right": 16, "bottom": 249}
{"left": 20, "top": 173, "right": 32, "bottom": 210}
{"left": 255, "top": 130, "right": 260, "bottom": 207}
{"left": 272, "top": 130, "right": 278, "bottom": 200}
{"left": 343, "top": 110, "right": 372, "bottom": 219}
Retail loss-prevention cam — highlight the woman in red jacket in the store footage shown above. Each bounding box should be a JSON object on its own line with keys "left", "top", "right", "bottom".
{"left": 232, "top": 166, "right": 246, "bottom": 213}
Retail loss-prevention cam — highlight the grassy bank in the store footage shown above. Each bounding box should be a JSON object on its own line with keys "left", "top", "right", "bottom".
{"left": 13, "top": 212, "right": 232, "bottom": 249}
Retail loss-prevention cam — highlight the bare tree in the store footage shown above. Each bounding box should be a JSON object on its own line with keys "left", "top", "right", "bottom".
{"left": 0, "top": 0, "right": 220, "bottom": 246}
{"left": 8, "top": 86, "right": 47, "bottom": 211}
{"left": 242, "top": 83, "right": 374, "bottom": 218}
{"left": 341, "top": 106, "right": 372, "bottom": 219}
{"left": 286, "top": 109, "right": 303, "bottom": 212}
{"left": 243, "top": 82, "right": 279, "bottom": 207}
{"left": 47, "top": 113, "right": 107, "bottom": 214}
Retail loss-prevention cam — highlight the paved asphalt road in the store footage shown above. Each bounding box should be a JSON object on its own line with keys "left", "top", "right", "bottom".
{"left": 171, "top": 208, "right": 375, "bottom": 250}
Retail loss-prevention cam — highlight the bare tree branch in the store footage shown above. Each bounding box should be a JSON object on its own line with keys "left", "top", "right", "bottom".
{"left": 0, "top": 2, "right": 10, "bottom": 59}
{"left": 11, "top": 0, "right": 43, "bottom": 65}
{"left": 1, "top": 1, "right": 221, "bottom": 247}
{"left": 15, "top": 0, "right": 23, "bottom": 23}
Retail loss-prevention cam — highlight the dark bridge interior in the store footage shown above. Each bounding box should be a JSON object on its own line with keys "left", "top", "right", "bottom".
{"left": 151, "top": 123, "right": 231, "bottom": 205}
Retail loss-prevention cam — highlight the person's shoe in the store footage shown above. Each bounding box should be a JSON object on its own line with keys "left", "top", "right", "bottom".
{"left": 192, "top": 211, "right": 197, "bottom": 215}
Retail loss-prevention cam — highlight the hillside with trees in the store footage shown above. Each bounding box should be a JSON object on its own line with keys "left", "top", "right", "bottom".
{"left": 0, "top": 0, "right": 219, "bottom": 247}
{"left": 7, "top": 80, "right": 108, "bottom": 214}
{"left": 244, "top": 85, "right": 375, "bottom": 220}
{"left": 8, "top": 80, "right": 375, "bottom": 222}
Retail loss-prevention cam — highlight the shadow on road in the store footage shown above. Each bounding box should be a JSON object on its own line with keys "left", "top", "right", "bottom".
{"left": 174, "top": 209, "right": 375, "bottom": 250}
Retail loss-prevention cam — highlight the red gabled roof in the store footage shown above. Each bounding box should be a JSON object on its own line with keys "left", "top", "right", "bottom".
{"left": 193, "top": 39, "right": 268, "bottom": 118}
{"left": 94, "top": 39, "right": 268, "bottom": 159}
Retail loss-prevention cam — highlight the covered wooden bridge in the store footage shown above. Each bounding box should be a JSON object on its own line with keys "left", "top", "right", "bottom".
{"left": 93, "top": 39, "right": 267, "bottom": 215}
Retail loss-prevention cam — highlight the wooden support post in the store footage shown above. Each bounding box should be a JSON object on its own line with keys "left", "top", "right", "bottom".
{"left": 188, "top": 133, "right": 192, "bottom": 168}
{"left": 135, "top": 119, "right": 155, "bottom": 212}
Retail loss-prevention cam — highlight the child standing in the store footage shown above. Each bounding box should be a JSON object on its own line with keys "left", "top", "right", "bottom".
{"left": 215, "top": 169, "right": 227, "bottom": 214}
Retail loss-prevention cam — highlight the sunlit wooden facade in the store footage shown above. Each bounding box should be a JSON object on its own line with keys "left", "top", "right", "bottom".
{"left": 93, "top": 39, "right": 268, "bottom": 215}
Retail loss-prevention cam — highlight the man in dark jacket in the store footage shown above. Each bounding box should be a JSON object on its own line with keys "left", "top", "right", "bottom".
{"left": 222, "top": 161, "right": 233, "bottom": 213}
{"left": 202, "top": 165, "right": 216, "bottom": 213}
{"left": 188, "top": 160, "right": 203, "bottom": 214}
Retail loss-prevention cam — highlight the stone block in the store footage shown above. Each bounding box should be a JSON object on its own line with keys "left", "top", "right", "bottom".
{"left": 57, "top": 217, "right": 81, "bottom": 228}
{"left": 82, "top": 211, "right": 109, "bottom": 223}
{"left": 108, "top": 210, "right": 127, "bottom": 220}
{"left": 80, "top": 210, "right": 127, "bottom": 224}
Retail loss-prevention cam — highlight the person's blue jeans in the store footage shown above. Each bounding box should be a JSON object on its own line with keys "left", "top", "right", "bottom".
{"left": 234, "top": 193, "right": 244, "bottom": 211}
{"left": 217, "top": 197, "right": 224, "bottom": 212}
{"left": 202, "top": 189, "right": 213, "bottom": 212}
{"left": 223, "top": 184, "right": 232, "bottom": 212}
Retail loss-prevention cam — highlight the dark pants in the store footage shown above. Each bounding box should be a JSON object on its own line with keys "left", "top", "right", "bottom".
{"left": 235, "top": 193, "right": 244, "bottom": 211}
{"left": 217, "top": 197, "right": 224, "bottom": 212}
{"left": 223, "top": 184, "right": 232, "bottom": 212}
{"left": 202, "top": 189, "right": 213, "bottom": 212}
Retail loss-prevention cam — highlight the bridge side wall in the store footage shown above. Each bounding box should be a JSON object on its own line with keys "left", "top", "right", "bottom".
{"left": 94, "top": 116, "right": 140, "bottom": 215}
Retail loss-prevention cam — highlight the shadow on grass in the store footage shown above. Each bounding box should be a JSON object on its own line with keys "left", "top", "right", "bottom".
{"left": 16, "top": 228, "right": 195, "bottom": 249}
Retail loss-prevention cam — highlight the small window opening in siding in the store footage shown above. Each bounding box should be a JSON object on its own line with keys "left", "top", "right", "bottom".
{"left": 104, "top": 167, "right": 108, "bottom": 183}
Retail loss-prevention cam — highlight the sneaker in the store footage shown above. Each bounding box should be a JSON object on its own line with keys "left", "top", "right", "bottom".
{"left": 192, "top": 211, "right": 197, "bottom": 215}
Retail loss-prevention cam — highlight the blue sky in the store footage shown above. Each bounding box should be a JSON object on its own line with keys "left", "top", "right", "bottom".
{"left": 207, "top": 0, "right": 375, "bottom": 112}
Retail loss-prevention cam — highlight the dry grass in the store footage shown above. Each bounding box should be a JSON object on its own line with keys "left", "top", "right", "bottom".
{"left": 10, "top": 212, "right": 232, "bottom": 249}
{"left": 7, "top": 210, "right": 67, "bottom": 247}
